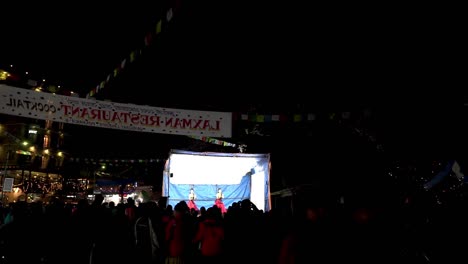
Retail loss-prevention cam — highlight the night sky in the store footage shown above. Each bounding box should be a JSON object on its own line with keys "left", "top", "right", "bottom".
{"left": 1, "top": 2, "right": 465, "bottom": 192}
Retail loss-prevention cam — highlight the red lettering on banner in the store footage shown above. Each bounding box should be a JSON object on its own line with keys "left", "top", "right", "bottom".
{"left": 193, "top": 119, "right": 202, "bottom": 129}
{"left": 166, "top": 118, "right": 219, "bottom": 130}
{"left": 202, "top": 120, "right": 211, "bottom": 130}
{"left": 165, "top": 117, "right": 173, "bottom": 127}
{"left": 173, "top": 118, "right": 182, "bottom": 128}
{"left": 102, "top": 111, "right": 110, "bottom": 121}
{"left": 90, "top": 109, "right": 101, "bottom": 120}
{"left": 131, "top": 114, "right": 140, "bottom": 124}
{"left": 62, "top": 105, "right": 72, "bottom": 115}
{"left": 121, "top": 112, "right": 130, "bottom": 123}
{"left": 80, "top": 108, "right": 89, "bottom": 118}
{"left": 71, "top": 106, "right": 80, "bottom": 117}
{"left": 149, "top": 116, "right": 161, "bottom": 126}
{"left": 59, "top": 105, "right": 222, "bottom": 132}
{"left": 111, "top": 112, "right": 121, "bottom": 122}
{"left": 140, "top": 115, "right": 149, "bottom": 125}
{"left": 182, "top": 119, "right": 192, "bottom": 128}
{"left": 212, "top": 120, "right": 220, "bottom": 131}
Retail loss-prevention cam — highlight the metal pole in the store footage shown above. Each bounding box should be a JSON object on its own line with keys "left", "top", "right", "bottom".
{"left": 0, "top": 149, "right": 10, "bottom": 204}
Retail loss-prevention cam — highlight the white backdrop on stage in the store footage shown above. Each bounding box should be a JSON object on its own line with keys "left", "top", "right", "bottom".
{"left": 162, "top": 150, "right": 271, "bottom": 211}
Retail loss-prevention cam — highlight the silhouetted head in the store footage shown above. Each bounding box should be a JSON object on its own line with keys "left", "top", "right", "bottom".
{"left": 200, "top": 206, "right": 206, "bottom": 215}
{"left": 94, "top": 194, "right": 104, "bottom": 205}
{"left": 206, "top": 207, "right": 215, "bottom": 218}
{"left": 241, "top": 199, "right": 252, "bottom": 210}
{"left": 174, "top": 201, "right": 188, "bottom": 214}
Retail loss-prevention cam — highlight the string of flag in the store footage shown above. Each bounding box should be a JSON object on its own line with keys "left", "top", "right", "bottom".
{"left": 188, "top": 135, "right": 247, "bottom": 153}
{"left": 236, "top": 110, "right": 382, "bottom": 151}
{"left": 234, "top": 110, "right": 372, "bottom": 123}
{"left": 188, "top": 135, "right": 238, "bottom": 148}
{"left": 68, "top": 157, "right": 163, "bottom": 165}
{"left": 86, "top": 2, "right": 180, "bottom": 99}
{"left": 235, "top": 112, "right": 337, "bottom": 122}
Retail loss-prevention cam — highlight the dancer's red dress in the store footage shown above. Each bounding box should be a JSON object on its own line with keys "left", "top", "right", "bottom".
{"left": 214, "top": 198, "right": 227, "bottom": 214}
{"left": 188, "top": 199, "right": 198, "bottom": 211}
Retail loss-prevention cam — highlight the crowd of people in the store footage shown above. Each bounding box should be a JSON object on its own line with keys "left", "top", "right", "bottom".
{"left": 1, "top": 191, "right": 468, "bottom": 263}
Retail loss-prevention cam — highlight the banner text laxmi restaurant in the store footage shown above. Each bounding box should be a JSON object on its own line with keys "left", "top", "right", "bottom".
{"left": 0, "top": 85, "right": 232, "bottom": 137}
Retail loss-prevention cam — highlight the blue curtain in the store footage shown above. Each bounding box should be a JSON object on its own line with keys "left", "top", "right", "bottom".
{"left": 167, "top": 173, "right": 251, "bottom": 209}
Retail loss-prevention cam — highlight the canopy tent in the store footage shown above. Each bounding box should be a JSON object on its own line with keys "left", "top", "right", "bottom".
{"left": 162, "top": 150, "right": 271, "bottom": 211}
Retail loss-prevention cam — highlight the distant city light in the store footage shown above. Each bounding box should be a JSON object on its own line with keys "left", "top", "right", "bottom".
{"left": 0, "top": 70, "right": 10, "bottom": 81}
{"left": 28, "top": 129, "right": 37, "bottom": 134}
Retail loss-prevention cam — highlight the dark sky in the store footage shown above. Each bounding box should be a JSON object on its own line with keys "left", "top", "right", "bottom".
{"left": 0, "top": 3, "right": 158, "bottom": 91}
{"left": 0, "top": 2, "right": 465, "bottom": 161}
{"left": 1, "top": 2, "right": 459, "bottom": 102}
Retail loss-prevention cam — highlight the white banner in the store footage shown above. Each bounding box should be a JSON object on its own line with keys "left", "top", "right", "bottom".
{"left": 0, "top": 85, "right": 232, "bottom": 137}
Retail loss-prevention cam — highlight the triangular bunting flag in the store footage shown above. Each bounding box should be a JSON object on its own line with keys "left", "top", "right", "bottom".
{"left": 130, "top": 51, "right": 136, "bottom": 62}
{"left": 144, "top": 33, "right": 153, "bottom": 46}
{"left": 156, "top": 20, "right": 162, "bottom": 34}
{"left": 166, "top": 8, "right": 173, "bottom": 21}
{"left": 293, "top": 114, "right": 302, "bottom": 122}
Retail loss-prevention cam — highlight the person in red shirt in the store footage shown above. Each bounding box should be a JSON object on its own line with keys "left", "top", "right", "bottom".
{"left": 193, "top": 207, "right": 225, "bottom": 263}
{"left": 165, "top": 202, "right": 190, "bottom": 263}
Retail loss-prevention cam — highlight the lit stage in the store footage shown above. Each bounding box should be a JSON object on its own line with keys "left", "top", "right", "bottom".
{"left": 162, "top": 150, "right": 271, "bottom": 211}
